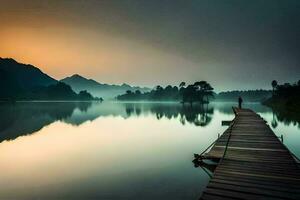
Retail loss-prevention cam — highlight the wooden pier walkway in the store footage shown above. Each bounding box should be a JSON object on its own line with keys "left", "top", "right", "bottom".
{"left": 198, "top": 108, "right": 300, "bottom": 200}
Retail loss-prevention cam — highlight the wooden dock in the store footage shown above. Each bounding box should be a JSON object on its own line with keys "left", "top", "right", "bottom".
{"left": 197, "top": 108, "right": 300, "bottom": 200}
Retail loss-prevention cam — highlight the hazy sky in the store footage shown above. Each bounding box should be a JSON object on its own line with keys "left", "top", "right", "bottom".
{"left": 0, "top": 0, "right": 299, "bottom": 91}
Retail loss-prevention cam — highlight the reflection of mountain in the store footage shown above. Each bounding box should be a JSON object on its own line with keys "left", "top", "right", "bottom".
{"left": 123, "top": 103, "right": 214, "bottom": 127}
{"left": 1, "top": 101, "right": 297, "bottom": 146}
{"left": 0, "top": 102, "right": 216, "bottom": 143}
{"left": 0, "top": 102, "right": 93, "bottom": 142}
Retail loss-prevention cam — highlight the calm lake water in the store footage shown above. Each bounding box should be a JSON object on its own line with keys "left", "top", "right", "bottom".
{"left": 0, "top": 101, "right": 299, "bottom": 200}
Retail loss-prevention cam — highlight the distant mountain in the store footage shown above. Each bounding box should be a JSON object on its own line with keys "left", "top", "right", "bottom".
{"left": 27, "top": 82, "right": 96, "bottom": 100}
{"left": 0, "top": 58, "right": 57, "bottom": 91}
{"left": 215, "top": 90, "right": 272, "bottom": 102}
{"left": 61, "top": 74, "right": 150, "bottom": 99}
{"left": 0, "top": 58, "right": 95, "bottom": 100}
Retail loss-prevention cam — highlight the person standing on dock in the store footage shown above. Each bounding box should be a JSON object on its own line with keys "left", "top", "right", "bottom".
{"left": 238, "top": 96, "right": 243, "bottom": 109}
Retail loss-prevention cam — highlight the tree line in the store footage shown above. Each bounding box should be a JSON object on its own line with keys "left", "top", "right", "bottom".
{"left": 215, "top": 90, "right": 271, "bottom": 102}
{"left": 1, "top": 81, "right": 103, "bottom": 101}
{"left": 264, "top": 80, "right": 300, "bottom": 113}
{"left": 116, "top": 81, "right": 214, "bottom": 105}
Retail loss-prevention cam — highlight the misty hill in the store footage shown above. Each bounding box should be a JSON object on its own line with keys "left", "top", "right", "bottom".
{"left": 0, "top": 58, "right": 57, "bottom": 90}
{"left": 0, "top": 58, "right": 95, "bottom": 100}
{"left": 215, "top": 90, "right": 272, "bottom": 102}
{"left": 61, "top": 74, "right": 150, "bottom": 100}
{"left": 27, "top": 82, "right": 97, "bottom": 100}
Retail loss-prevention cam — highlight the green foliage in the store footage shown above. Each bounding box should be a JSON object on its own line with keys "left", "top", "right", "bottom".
{"left": 28, "top": 82, "right": 96, "bottom": 100}
{"left": 78, "top": 90, "right": 94, "bottom": 100}
{"left": 264, "top": 80, "right": 300, "bottom": 113}
{"left": 116, "top": 81, "right": 214, "bottom": 104}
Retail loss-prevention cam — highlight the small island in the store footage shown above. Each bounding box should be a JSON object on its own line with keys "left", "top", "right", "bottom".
{"left": 116, "top": 81, "right": 214, "bottom": 105}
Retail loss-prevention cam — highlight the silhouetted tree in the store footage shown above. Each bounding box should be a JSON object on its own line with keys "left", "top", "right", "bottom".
{"left": 182, "top": 85, "right": 197, "bottom": 106}
{"left": 264, "top": 80, "right": 300, "bottom": 115}
{"left": 78, "top": 90, "right": 94, "bottom": 100}
{"left": 116, "top": 81, "right": 214, "bottom": 104}
{"left": 179, "top": 82, "right": 186, "bottom": 103}
{"left": 179, "top": 82, "right": 186, "bottom": 88}
{"left": 156, "top": 85, "right": 163, "bottom": 91}
{"left": 272, "top": 80, "right": 278, "bottom": 97}
{"left": 193, "top": 81, "right": 214, "bottom": 103}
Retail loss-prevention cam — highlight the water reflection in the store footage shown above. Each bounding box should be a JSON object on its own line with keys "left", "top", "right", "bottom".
{"left": 214, "top": 102, "right": 300, "bottom": 127}
{"left": 0, "top": 102, "right": 215, "bottom": 143}
{"left": 124, "top": 103, "right": 214, "bottom": 126}
{"left": 0, "top": 101, "right": 299, "bottom": 200}
{"left": 214, "top": 102, "right": 272, "bottom": 114}
{"left": 0, "top": 102, "right": 299, "bottom": 144}
{"left": 0, "top": 102, "right": 94, "bottom": 142}
{"left": 271, "top": 108, "right": 300, "bottom": 128}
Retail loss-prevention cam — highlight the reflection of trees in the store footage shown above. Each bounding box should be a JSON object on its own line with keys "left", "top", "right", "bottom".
{"left": 215, "top": 102, "right": 300, "bottom": 128}
{"left": 0, "top": 102, "right": 92, "bottom": 142}
{"left": 271, "top": 110, "right": 278, "bottom": 129}
{"left": 178, "top": 105, "right": 214, "bottom": 127}
{"left": 76, "top": 102, "right": 92, "bottom": 113}
{"left": 272, "top": 108, "right": 300, "bottom": 128}
{"left": 124, "top": 103, "right": 142, "bottom": 117}
{"left": 135, "top": 107, "right": 141, "bottom": 116}
{"left": 125, "top": 104, "right": 134, "bottom": 117}
{"left": 124, "top": 103, "right": 214, "bottom": 127}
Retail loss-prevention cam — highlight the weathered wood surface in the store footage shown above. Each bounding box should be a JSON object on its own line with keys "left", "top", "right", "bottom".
{"left": 200, "top": 108, "right": 300, "bottom": 200}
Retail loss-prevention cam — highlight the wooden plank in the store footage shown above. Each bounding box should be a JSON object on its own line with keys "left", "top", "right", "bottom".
{"left": 213, "top": 174, "right": 300, "bottom": 188}
{"left": 207, "top": 182, "right": 300, "bottom": 199}
{"left": 199, "top": 107, "right": 300, "bottom": 199}
{"left": 211, "top": 178, "right": 300, "bottom": 193}
{"left": 201, "top": 193, "right": 240, "bottom": 200}
{"left": 203, "top": 188, "right": 289, "bottom": 200}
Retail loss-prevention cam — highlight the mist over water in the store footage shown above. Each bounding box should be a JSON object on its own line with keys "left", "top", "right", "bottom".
{"left": 0, "top": 102, "right": 299, "bottom": 199}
